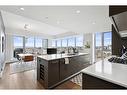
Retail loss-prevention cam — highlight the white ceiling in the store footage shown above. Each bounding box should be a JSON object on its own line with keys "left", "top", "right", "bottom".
{"left": 0, "top": 6, "right": 111, "bottom": 38}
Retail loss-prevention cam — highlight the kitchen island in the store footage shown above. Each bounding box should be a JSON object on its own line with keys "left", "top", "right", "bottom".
{"left": 37, "top": 53, "right": 90, "bottom": 89}
{"left": 82, "top": 57, "right": 127, "bottom": 89}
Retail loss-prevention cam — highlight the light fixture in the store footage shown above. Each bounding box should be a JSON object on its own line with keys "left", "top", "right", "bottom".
{"left": 20, "top": 7, "right": 24, "bottom": 11}
{"left": 76, "top": 10, "right": 80, "bottom": 14}
{"left": 45, "top": 17, "right": 48, "bottom": 19}
{"left": 24, "top": 24, "right": 30, "bottom": 30}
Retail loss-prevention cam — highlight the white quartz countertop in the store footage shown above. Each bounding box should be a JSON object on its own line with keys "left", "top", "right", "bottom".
{"left": 38, "top": 53, "right": 88, "bottom": 61}
{"left": 82, "top": 57, "right": 127, "bottom": 88}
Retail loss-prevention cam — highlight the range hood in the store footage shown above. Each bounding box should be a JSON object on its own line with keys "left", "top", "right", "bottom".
{"left": 110, "top": 11, "right": 127, "bottom": 38}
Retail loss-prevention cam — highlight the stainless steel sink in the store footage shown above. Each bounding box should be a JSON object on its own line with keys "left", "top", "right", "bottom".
{"left": 67, "top": 53, "right": 76, "bottom": 55}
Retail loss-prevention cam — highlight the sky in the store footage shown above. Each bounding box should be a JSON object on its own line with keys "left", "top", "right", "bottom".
{"left": 14, "top": 37, "right": 44, "bottom": 47}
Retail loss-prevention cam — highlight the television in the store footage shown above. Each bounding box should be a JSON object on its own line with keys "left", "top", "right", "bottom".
{"left": 47, "top": 48, "right": 57, "bottom": 54}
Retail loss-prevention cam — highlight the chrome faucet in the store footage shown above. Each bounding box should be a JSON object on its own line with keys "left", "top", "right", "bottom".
{"left": 68, "top": 47, "right": 77, "bottom": 54}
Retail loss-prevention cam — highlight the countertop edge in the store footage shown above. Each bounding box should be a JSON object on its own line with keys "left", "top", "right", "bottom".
{"left": 37, "top": 53, "right": 89, "bottom": 61}
{"left": 81, "top": 64, "right": 127, "bottom": 88}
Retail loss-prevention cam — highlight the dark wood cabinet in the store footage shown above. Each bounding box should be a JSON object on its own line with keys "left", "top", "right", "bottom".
{"left": 37, "top": 54, "right": 91, "bottom": 89}
{"left": 60, "top": 55, "right": 90, "bottom": 81}
{"left": 37, "top": 58, "right": 59, "bottom": 88}
{"left": 59, "top": 58, "right": 76, "bottom": 81}
{"left": 48, "top": 60, "right": 59, "bottom": 87}
{"left": 82, "top": 73, "right": 126, "bottom": 89}
{"left": 37, "top": 57, "right": 48, "bottom": 87}
{"left": 109, "top": 6, "right": 127, "bottom": 16}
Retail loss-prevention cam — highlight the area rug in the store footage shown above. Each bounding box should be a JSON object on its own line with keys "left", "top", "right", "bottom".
{"left": 70, "top": 73, "right": 82, "bottom": 87}
{"left": 10, "top": 61, "right": 36, "bottom": 74}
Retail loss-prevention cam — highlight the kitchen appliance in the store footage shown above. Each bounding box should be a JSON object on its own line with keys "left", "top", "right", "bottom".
{"left": 47, "top": 48, "right": 57, "bottom": 54}
{"left": 108, "top": 52, "right": 127, "bottom": 64}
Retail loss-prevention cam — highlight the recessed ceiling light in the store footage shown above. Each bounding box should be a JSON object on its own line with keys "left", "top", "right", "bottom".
{"left": 20, "top": 7, "right": 24, "bottom": 11}
{"left": 76, "top": 10, "right": 80, "bottom": 14}
{"left": 57, "top": 21, "right": 60, "bottom": 24}
{"left": 92, "top": 22, "right": 96, "bottom": 24}
{"left": 45, "top": 17, "right": 49, "bottom": 19}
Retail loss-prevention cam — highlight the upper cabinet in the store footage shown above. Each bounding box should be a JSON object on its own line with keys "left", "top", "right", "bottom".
{"left": 109, "top": 6, "right": 127, "bottom": 16}
{"left": 109, "top": 6, "right": 127, "bottom": 38}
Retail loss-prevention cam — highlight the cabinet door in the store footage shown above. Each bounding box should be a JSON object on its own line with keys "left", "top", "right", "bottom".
{"left": 70, "top": 55, "right": 90, "bottom": 71}
{"left": 60, "top": 56, "right": 91, "bottom": 81}
{"left": 48, "top": 60, "right": 60, "bottom": 87}
{"left": 60, "top": 58, "right": 78, "bottom": 81}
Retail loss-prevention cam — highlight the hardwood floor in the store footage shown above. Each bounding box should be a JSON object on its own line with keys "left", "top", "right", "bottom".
{"left": 0, "top": 64, "right": 81, "bottom": 89}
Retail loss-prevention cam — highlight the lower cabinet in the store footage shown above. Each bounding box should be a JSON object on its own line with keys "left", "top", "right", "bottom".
{"left": 37, "top": 58, "right": 60, "bottom": 88}
{"left": 60, "top": 56, "right": 90, "bottom": 81}
{"left": 59, "top": 58, "right": 76, "bottom": 81}
{"left": 48, "top": 60, "right": 60, "bottom": 87}
{"left": 37, "top": 55, "right": 91, "bottom": 89}
{"left": 82, "top": 73, "right": 126, "bottom": 89}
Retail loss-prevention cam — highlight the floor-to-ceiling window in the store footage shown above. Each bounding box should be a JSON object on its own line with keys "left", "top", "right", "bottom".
{"left": 25, "top": 37, "right": 35, "bottom": 53}
{"left": 95, "top": 32, "right": 102, "bottom": 62}
{"left": 35, "top": 38, "right": 43, "bottom": 48}
{"left": 13, "top": 36, "right": 23, "bottom": 49}
{"left": 76, "top": 35, "right": 83, "bottom": 47}
{"left": 51, "top": 39, "right": 57, "bottom": 47}
{"left": 68, "top": 37, "right": 75, "bottom": 47}
{"left": 62, "top": 38, "right": 67, "bottom": 47}
{"left": 51, "top": 35, "right": 84, "bottom": 48}
{"left": 13, "top": 36, "right": 24, "bottom": 58}
{"left": 95, "top": 32, "right": 112, "bottom": 62}
{"left": 56, "top": 39, "right": 62, "bottom": 47}
{"left": 51, "top": 35, "right": 84, "bottom": 54}
{"left": 103, "top": 32, "right": 112, "bottom": 58}
{"left": 35, "top": 37, "right": 43, "bottom": 54}
{"left": 13, "top": 36, "right": 48, "bottom": 57}
{"left": 42, "top": 39, "right": 48, "bottom": 48}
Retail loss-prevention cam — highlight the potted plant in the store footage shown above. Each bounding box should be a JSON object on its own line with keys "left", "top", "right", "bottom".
{"left": 85, "top": 41, "right": 90, "bottom": 48}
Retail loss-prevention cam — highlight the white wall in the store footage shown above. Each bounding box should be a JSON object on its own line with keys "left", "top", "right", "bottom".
{"left": 84, "top": 33, "right": 95, "bottom": 63}
{"left": 5, "top": 34, "right": 13, "bottom": 62}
